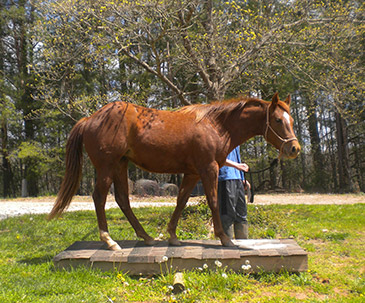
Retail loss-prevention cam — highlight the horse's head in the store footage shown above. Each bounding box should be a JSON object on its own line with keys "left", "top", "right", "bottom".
{"left": 264, "top": 93, "right": 301, "bottom": 159}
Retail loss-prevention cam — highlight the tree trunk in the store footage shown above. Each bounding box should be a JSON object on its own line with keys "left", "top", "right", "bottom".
{"left": 304, "top": 94, "right": 327, "bottom": 191}
{"left": 16, "top": 1, "right": 38, "bottom": 196}
{"left": 292, "top": 95, "right": 307, "bottom": 189}
{"left": 335, "top": 111, "right": 353, "bottom": 192}
{"left": 1, "top": 121, "right": 14, "bottom": 197}
{"left": 0, "top": 19, "right": 14, "bottom": 197}
{"left": 353, "top": 135, "right": 364, "bottom": 192}
{"left": 280, "top": 160, "right": 287, "bottom": 190}
{"left": 329, "top": 127, "right": 339, "bottom": 191}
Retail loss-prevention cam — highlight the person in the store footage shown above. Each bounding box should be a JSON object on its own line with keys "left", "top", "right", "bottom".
{"left": 218, "top": 146, "right": 250, "bottom": 239}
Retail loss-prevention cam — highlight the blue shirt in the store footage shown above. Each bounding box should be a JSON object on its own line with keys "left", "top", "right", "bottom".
{"left": 218, "top": 146, "right": 245, "bottom": 181}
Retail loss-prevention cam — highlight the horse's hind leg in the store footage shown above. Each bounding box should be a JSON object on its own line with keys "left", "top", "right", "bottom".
{"left": 93, "top": 168, "right": 121, "bottom": 251}
{"left": 113, "top": 159, "right": 155, "bottom": 246}
{"left": 167, "top": 174, "right": 199, "bottom": 246}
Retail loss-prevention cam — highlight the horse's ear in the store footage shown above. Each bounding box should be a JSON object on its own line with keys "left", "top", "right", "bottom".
{"left": 271, "top": 92, "right": 279, "bottom": 107}
{"left": 284, "top": 94, "right": 291, "bottom": 106}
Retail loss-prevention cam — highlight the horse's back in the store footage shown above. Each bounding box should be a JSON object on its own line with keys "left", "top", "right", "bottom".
{"left": 81, "top": 101, "right": 223, "bottom": 174}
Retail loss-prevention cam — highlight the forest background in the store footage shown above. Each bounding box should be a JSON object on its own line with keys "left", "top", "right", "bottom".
{"left": 0, "top": 0, "right": 363, "bottom": 198}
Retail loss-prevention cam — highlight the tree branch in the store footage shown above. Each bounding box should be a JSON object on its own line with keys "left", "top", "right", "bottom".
{"left": 120, "top": 48, "right": 190, "bottom": 106}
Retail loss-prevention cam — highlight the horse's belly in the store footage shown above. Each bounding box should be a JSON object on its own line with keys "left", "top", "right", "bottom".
{"left": 127, "top": 148, "right": 195, "bottom": 174}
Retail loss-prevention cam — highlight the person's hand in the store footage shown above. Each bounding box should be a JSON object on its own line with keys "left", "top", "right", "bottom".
{"left": 243, "top": 180, "right": 251, "bottom": 190}
{"left": 236, "top": 163, "right": 249, "bottom": 172}
{"left": 224, "top": 159, "right": 249, "bottom": 172}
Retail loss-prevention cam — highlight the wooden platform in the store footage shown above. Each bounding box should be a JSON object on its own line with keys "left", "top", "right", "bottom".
{"left": 54, "top": 239, "right": 307, "bottom": 275}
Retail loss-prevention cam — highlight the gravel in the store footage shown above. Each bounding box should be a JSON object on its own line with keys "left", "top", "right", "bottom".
{"left": 0, "top": 201, "right": 177, "bottom": 220}
{"left": 1, "top": 194, "right": 363, "bottom": 220}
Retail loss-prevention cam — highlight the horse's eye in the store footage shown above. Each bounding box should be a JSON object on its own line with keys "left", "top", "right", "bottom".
{"left": 276, "top": 118, "right": 282, "bottom": 123}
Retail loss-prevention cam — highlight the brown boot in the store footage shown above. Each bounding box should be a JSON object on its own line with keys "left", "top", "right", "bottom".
{"left": 234, "top": 223, "right": 248, "bottom": 239}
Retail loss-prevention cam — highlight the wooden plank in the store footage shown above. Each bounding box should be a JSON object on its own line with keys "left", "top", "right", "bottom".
{"left": 128, "top": 241, "right": 154, "bottom": 263}
{"left": 165, "top": 244, "right": 184, "bottom": 259}
{"left": 181, "top": 242, "right": 203, "bottom": 260}
{"left": 53, "top": 239, "right": 308, "bottom": 274}
{"left": 150, "top": 241, "right": 170, "bottom": 263}
{"left": 221, "top": 247, "right": 241, "bottom": 259}
{"left": 54, "top": 241, "right": 105, "bottom": 262}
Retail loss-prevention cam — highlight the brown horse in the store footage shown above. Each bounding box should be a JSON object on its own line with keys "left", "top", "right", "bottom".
{"left": 49, "top": 93, "right": 300, "bottom": 249}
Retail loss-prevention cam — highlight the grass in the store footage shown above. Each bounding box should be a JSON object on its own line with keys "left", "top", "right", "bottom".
{"left": 0, "top": 200, "right": 364, "bottom": 302}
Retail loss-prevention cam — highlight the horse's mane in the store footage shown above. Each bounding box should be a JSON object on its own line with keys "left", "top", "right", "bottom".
{"left": 178, "top": 97, "right": 265, "bottom": 123}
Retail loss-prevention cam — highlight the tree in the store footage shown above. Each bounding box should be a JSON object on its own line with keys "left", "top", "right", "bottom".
{"left": 36, "top": 1, "right": 336, "bottom": 106}
{"left": 0, "top": 0, "right": 361, "bottom": 196}
{"left": 1, "top": 0, "right": 39, "bottom": 196}
{"left": 268, "top": 0, "right": 364, "bottom": 192}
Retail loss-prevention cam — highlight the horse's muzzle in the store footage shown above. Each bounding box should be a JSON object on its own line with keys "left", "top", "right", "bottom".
{"left": 284, "top": 141, "right": 301, "bottom": 159}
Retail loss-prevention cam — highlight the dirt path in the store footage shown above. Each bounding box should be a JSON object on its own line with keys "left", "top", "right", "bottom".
{"left": 253, "top": 193, "right": 364, "bottom": 205}
{"left": 0, "top": 194, "right": 363, "bottom": 220}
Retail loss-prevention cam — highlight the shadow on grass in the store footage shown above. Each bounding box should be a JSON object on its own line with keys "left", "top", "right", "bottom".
{"left": 18, "top": 254, "right": 54, "bottom": 265}
{"left": 80, "top": 226, "right": 98, "bottom": 241}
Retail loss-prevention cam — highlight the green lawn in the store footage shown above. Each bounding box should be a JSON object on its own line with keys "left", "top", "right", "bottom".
{"left": 0, "top": 201, "right": 364, "bottom": 302}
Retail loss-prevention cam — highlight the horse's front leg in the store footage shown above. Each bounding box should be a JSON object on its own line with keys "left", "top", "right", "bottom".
{"left": 167, "top": 174, "right": 199, "bottom": 246}
{"left": 201, "top": 163, "right": 235, "bottom": 247}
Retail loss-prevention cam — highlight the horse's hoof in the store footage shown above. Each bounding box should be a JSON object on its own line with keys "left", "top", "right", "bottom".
{"left": 221, "top": 238, "right": 235, "bottom": 247}
{"left": 109, "top": 243, "right": 122, "bottom": 251}
{"left": 168, "top": 238, "right": 181, "bottom": 246}
{"left": 144, "top": 237, "right": 156, "bottom": 246}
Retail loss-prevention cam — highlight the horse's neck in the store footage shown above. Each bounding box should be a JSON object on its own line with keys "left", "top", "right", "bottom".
{"left": 222, "top": 102, "right": 267, "bottom": 150}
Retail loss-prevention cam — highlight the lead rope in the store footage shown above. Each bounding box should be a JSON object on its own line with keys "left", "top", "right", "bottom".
{"left": 245, "top": 158, "right": 279, "bottom": 203}
{"left": 247, "top": 170, "right": 254, "bottom": 203}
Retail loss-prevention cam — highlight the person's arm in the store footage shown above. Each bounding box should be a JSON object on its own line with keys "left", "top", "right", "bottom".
{"left": 224, "top": 159, "right": 249, "bottom": 172}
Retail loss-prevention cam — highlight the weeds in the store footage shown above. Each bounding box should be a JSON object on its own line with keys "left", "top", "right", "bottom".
{"left": 0, "top": 202, "right": 364, "bottom": 302}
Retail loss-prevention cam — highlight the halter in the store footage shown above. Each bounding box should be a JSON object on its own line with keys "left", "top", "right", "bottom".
{"left": 264, "top": 105, "right": 297, "bottom": 158}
